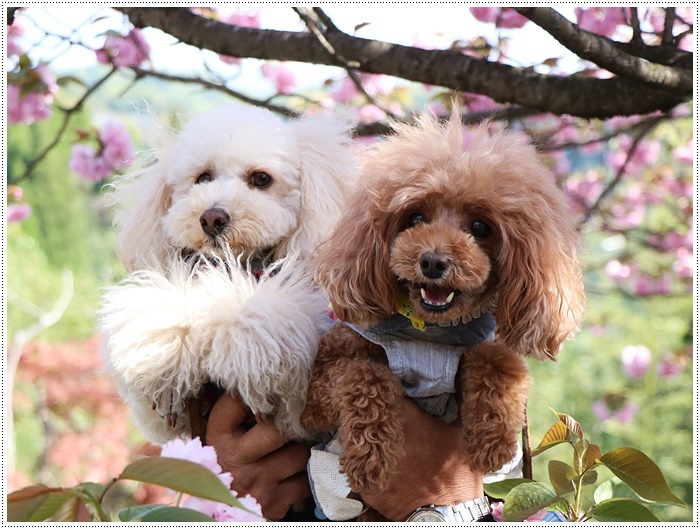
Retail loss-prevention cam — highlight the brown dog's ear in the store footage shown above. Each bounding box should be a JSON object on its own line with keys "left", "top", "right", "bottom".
{"left": 313, "top": 191, "right": 396, "bottom": 328}
{"left": 495, "top": 200, "right": 585, "bottom": 361}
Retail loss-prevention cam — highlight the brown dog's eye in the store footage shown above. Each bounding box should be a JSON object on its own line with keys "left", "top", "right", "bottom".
{"left": 407, "top": 213, "right": 426, "bottom": 228}
{"left": 249, "top": 171, "right": 272, "bottom": 188}
{"left": 470, "top": 219, "right": 492, "bottom": 239}
{"left": 196, "top": 172, "right": 213, "bottom": 185}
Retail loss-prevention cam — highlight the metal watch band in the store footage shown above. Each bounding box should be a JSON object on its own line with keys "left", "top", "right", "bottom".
{"left": 449, "top": 495, "right": 491, "bottom": 522}
{"left": 407, "top": 495, "right": 491, "bottom": 523}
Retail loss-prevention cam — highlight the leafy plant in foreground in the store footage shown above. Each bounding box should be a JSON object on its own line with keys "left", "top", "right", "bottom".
{"left": 7, "top": 455, "right": 262, "bottom": 522}
{"left": 484, "top": 410, "right": 686, "bottom": 522}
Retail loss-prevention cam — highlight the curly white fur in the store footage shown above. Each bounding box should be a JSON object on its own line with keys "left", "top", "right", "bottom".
{"left": 100, "top": 104, "right": 354, "bottom": 443}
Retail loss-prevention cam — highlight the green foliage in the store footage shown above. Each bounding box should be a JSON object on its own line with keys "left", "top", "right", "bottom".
{"left": 486, "top": 411, "right": 687, "bottom": 522}
{"left": 8, "top": 457, "right": 253, "bottom": 522}
{"left": 7, "top": 112, "right": 124, "bottom": 341}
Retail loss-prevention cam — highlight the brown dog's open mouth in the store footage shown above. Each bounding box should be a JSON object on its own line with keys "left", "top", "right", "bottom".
{"left": 419, "top": 284, "right": 462, "bottom": 311}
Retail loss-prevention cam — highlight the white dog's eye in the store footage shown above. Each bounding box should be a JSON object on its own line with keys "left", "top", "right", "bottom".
{"left": 470, "top": 219, "right": 493, "bottom": 239}
{"left": 196, "top": 172, "right": 213, "bottom": 185}
{"left": 249, "top": 171, "right": 273, "bottom": 188}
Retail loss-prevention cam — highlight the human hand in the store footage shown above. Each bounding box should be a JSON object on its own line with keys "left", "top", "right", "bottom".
{"left": 206, "top": 393, "right": 311, "bottom": 521}
{"left": 361, "top": 398, "right": 484, "bottom": 521}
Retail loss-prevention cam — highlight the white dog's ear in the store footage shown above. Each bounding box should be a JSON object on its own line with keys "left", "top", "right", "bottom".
{"left": 281, "top": 111, "right": 355, "bottom": 259}
{"left": 111, "top": 160, "right": 173, "bottom": 272}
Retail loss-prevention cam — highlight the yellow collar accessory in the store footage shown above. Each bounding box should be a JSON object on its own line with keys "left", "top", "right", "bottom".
{"left": 395, "top": 294, "right": 426, "bottom": 331}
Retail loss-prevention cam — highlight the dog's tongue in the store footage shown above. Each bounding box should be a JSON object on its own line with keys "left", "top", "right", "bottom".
{"left": 422, "top": 285, "right": 453, "bottom": 304}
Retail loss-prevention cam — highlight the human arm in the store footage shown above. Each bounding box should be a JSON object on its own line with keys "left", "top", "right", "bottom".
{"left": 205, "top": 393, "right": 312, "bottom": 521}
{"left": 361, "top": 397, "right": 485, "bottom": 522}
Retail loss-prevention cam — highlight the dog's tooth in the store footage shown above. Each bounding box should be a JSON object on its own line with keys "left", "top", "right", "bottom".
{"left": 446, "top": 291, "right": 455, "bottom": 303}
{"left": 420, "top": 288, "right": 427, "bottom": 301}
{"left": 452, "top": 318, "right": 460, "bottom": 326}
{"left": 462, "top": 314, "right": 473, "bottom": 324}
{"left": 438, "top": 321, "right": 451, "bottom": 327}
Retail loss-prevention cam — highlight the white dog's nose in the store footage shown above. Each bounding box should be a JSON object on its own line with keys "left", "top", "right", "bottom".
{"left": 200, "top": 208, "right": 230, "bottom": 236}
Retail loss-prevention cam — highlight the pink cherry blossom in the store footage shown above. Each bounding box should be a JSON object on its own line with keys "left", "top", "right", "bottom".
{"left": 7, "top": 18, "right": 24, "bottom": 57}
{"left": 672, "top": 247, "right": 693, "bottom": 278}
{"left": 609, "top": 136, "right": 660, "bottom": 175}
{"left": 213, "top": 496, "right": 264, "bottom": 522}
{"left": 605, "top": 260, "right": 632, "bottom": 282}
{"left": 634, "top": 274, "right": 671, "bottom": 296}
{"left": 621, "top": 344, "right": 652, "bottom": 378}
{"left": 96, "top": 29, "right": 150, "bottom": 67}
{"left": 7, "top": 65, "right": 58, "bottom": 124}
{"left": 491, "top": 501, "right": 505, "bottom": 522}
{"left": 657, "top": 353, "right": 684, "bottom": 378}
{"left": 260, "top": 62, "right": 296, "bottom": 95}
{"left": 470, "top": 7, "right": 528, "bottom": 28}
{"left": 7, "top": 185, "right": 23, "bottom": 201}
{"left": 462, "top": 93, "right": 499, "bottom": 112}
{"left": 69, "top": 121, "right": 135, "bottom": 181}
{"left": 7, "top": 204, "right": 32, "bottom": 223}
{"left": 575, "top": 7, "right": 626, "bottom": 37}
{"left": 356, "top": 104, "right": 386, "bottom": 122}
{"left": 673, "top": 140, "right": 694, "bottom": 165}
{"left": 592, "top": 398, "right": 638, "bottom": 424}
{"left": 160, "top": 437, "right": 264, "bottom": 522}
{"left": 489, "top": 501, "right": 550, "bottom": 522}
{"left": 160, "top": 437, "right": 223, "bottom": 476}
{"left": 99, "top": 121, "right": 135, "bottom": 170}
{"left": 496, "top": 9, "right": 530, "bottom": 29}
{"left": 330, "top": 76, "right": 360, "bottom": 104}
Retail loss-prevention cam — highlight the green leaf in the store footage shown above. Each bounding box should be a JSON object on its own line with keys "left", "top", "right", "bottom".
{"left": 594, "top": 479, "right": 614, "bottom": 504}
{"left": 120, "top": 457, "right": 242, "bottom": 508}
{"left": 27, "top": 491, "right": 77, "bottom": 522}
{"left": 549, "top": 460, "right": 576, "bottom": 496}
{"left": 483, "top": 478, "right": 534, "bottom": 499}
{"left": 503, "top": 482, "right": 557, "bottom": 522}
{"left": 591, "top": 499, "right": 660, "bottom": 522}
{"left": 552, "top": 409, "right": 584, "bottom": 439}
{"left": 583, "top": 443, "right": 602, "bottom": 471}
{"left": 141, "top": 507, "right": 216, "bottom": 522}
{"left": 599, "top": 448, "right": 686, "bottom": 506}
{"left": 531, "top": 421, "right": 571, "bottom": 456}
{"left": 7, "top": 486, "right": 64, "bottom": 522}
{"left": 118, "top": 504, "right": 169, "bottom": 522}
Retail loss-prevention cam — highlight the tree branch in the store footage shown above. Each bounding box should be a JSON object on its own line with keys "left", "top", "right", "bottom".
{"left": 578, "top": 115, "right": 664, "bottom": 227}
{"left": 115, "top": 7, "right": 688, "bottom": 119}
{"left": 514, "top": 7, "right": 692, "bottom": 95}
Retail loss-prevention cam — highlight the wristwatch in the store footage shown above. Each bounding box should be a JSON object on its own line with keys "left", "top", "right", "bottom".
{"left": 406, "top": 496, "right": 491, "bottom": 523}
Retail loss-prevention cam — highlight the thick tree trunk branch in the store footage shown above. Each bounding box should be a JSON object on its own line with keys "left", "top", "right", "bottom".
{"left": 514, "top": 7, "right": 692, "bottom": 95}
{"left": 116, "top": 7, "right": 688, "bottom": 119}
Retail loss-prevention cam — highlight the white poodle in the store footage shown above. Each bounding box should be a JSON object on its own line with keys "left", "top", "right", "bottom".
{"left": 99, "top": 104, "right": 354, "bottom": 444}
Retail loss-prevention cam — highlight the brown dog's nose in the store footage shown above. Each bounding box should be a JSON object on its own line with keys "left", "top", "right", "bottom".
{"left": 420, "top": 251, "right": 449, "bottom": 279}
{"left": 200, "top": 208, "right": 230, "bottom": 236}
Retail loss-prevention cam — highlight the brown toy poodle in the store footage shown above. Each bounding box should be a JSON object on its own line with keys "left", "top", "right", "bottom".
{"left": 301, "top": 109, "right": 585, "bottom": 501}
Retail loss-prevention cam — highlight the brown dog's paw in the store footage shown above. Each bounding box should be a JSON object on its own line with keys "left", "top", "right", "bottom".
{"left": 340, "top": 429, "right": 404, "bottom": 496}
{"left": 463, "top": 430, "right": 520, "bottom": 474}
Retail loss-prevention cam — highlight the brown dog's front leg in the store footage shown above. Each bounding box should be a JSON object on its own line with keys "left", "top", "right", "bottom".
{"left": 302, "top": 355, "right": 405, "bottom": 495}
{"left": 459, "top": 341, "right": 531, "bottom": 474}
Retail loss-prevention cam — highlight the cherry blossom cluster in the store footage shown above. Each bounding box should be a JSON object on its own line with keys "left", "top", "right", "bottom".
{"left": 69, "top": 121, "right": 135, "bottom": 181}
{"left": 95, "top": 28, "right": 150, "bottom": 67}
{"left": 6, "top": 185, "right": 31, "bottom": 224}
{"left": 160, "top": 437, "right": 265, "bottom": 522}
{"left": 591, "top": 343, "right": 690, "bottom": 423}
